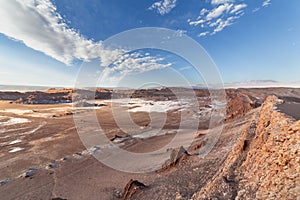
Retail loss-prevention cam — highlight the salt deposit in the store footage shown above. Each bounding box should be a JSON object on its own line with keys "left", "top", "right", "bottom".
{"left": 109, "top": 98, "right": 192, "bottom": 113}
{"left": 9, "top": 147, "right": 24, "bottom": 153}
{"left": 9, "top": 139, "right": 22, "bottom": 145}
{"left": 0, "top": 116, "right": 30, "bottom": 126}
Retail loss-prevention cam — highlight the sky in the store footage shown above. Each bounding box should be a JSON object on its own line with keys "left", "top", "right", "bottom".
{"left": 0, "top": 0, "right": 299, "bottom": 88}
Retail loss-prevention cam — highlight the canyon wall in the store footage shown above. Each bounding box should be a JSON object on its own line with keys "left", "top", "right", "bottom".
{"left": 192, "top": 96, "right": 299, "bottom": 199}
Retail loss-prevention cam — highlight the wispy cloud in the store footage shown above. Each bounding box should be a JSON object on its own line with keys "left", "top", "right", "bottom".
{"left": 0, "top": 0, "right": 123, "bottom": 66}
{"left": 148, "top": 0, "right": 177, "bottom": 15}
{"left": 211, "top": 0, "right": 233, "bottom": 5}
{"left": 110, "top": 52, "right": 172, "bottom": 74}
{"left": 252, "top": 7, "right": 260, "bottom": 13}
{"left": 188, "top": 0, "right": 273, "bottom": 37}
{"left": 0, "top": 0, "right": 171, "bottom": 78}
{"left": 206, "top": 3, "right": 233, "bottom": 20}
{"left": 262, "top": 0, "right": 271, "bottom": 7}
{"left": 99, "top": 51, "right": 172, "bottom": 84}
{"left": 198, "top": 31, "right": 210, "bottom": 37}
{"left": 210, "top": 16, "right": 240, "bottom": 35}
{"left": 230, "top": 4, "right": 247, "bottom": 14}
{"left": 252, "top": 0, "right": 271, "bottom": 13}
{"left": 188, "top": 1, "right": 247, "bottom": 36}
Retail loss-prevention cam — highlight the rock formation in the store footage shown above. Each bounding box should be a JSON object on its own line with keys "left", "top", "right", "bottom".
{"left": 158, "top": 146, "right": 189, "bottom": 172}
{"left": 192, "top": 96, "right": 300, "bottom": 199}
{"left": 121, "top": 179, "right": 147, "bottom": 200}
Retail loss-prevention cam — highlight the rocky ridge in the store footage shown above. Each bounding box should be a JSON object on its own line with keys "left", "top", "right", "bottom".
{"left": 191, "top": 96, "right": 300, "bottom": 199}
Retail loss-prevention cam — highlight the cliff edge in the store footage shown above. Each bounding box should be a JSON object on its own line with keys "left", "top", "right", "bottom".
{"left": 192, "top": 95, "right": 300, "bottom": 199}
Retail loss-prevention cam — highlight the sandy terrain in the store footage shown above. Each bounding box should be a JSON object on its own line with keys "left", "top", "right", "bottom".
{"left": 0, "top": 97, "right": 212, "bottom": 199}
{"left": 0, "top": 88, "right": 299, "bottom": 200}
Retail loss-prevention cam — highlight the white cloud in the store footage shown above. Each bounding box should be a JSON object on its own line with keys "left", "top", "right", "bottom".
{"left": 188, "top": 1, "right": 247, "bottom": 37}
{"left": 206, "top": 3, "right": 233, "bottom": 20}
{"left": 110, "top": 52, "right": 172, "bottom": 74}
{"left": 252, "top": 7, "right": 260, "bottom": 13}
{"left": 99, "top": 52, "right": 172, "bottom": 84}
{"left": 189, "top": 19, "right": 205, "bottom": 26}
{"left": 211, "top": 16, "right": 239, "bottom": 34}
{"left": 230, "top": 4, "right": 247, "bottom": 14}
{"left": 148, "top": 0, "right": 177, "bottom": 15}
{"left": 200, "top": 8, "right": 209, "bottom": 16}
{"left": 208, "top": 18, "right": 222, "bottom": 27}
{"left": 0, "top": 0, "right": 171, "bottom": 78}
{"left": 0, "top": 0, "right": 124, "bottom": 66}
{"left": 198, "top": 31, "right": 210, "bottom": 37}
{"left": 262, "top": 0, "right": 271, "bottom": 7}
{"left": 211, "top": 0, "right": 233, "bottom": 5}
{"left": 252, "top": 0, "right": 271, "bottom": 13}
{"left": 252, "top": 0, "right": 272, "bottom": 13}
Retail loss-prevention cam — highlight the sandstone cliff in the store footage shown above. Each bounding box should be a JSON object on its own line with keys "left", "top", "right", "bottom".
{"left": 192, "top": 96, "right": 300, "bottom": 199}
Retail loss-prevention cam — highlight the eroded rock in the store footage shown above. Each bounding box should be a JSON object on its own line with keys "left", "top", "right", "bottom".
{"left": 121, "top": 179, "right": 147, "bottom": 200}
{"left": 48, "top": 161, "right": 58, "bottom": 169}
{"left": 191, "top": 96, "right": 300, "bottom": 200}
{"left": 159, "top": 146, "right": 189, "bottom": 172}
{"left": 0, "top": 178, "right": 9, "bottom": 187}
{"left": 24, "top": 167, "right": 38, "bottom": 178}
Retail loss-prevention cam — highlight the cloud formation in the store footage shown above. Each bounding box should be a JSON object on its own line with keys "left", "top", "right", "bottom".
{"left": 110, "top": 52, "right": 171, "bottom": 74}
{"left": 230, "top": 4, "right": 247, "bottom": 14}
{"left": 262, "top": 0, "right": 271, "bottom": 7}
{"left": 0, "top": 0, "right": 124, "bottom": 66}
{"left": 188, "top": 1, "right": 247, "bottom": 36}
{"left": 148, "top": 0, "right": 177, "bottom": 15}
{"left": 99, "top": 51, "right": 172, "bottom": 85}
{"left": 211, "top": 0, "right": 233, "bottom": 5}
{"left": 0, "top": 0, "right": 171, "bottom": 79}
{"left": 206, "top": 4, "right": 233, "bottom": 20}
{"left": 149, "top": 0, "right": 272, "bottom": 37}
{"left": 252, "top": 0, "right": 271, "bottom": 13}
{"left": 198, "top": 31, "right": 210, "bottom": 37}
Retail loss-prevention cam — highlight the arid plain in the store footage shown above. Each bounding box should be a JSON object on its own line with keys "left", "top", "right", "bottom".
{"left": 0, "top": 87, "right": 299, "bottom": 200}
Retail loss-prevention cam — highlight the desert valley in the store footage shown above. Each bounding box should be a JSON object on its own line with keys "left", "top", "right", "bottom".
{"left": 0, "top": 87, "right": 299, "bottom": 200}
{"left": 1, "top": 0, "right": 299, "bottom": 199}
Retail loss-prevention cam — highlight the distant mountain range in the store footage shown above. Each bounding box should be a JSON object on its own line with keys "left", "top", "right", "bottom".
{"left": 223, "top": 80, "right": 300, "bottom": 89}
{"left": 195, "top": 80, "right": 300, "bottom": 89}
{"left": 0, "top": 80, "right": 299, "bottom": 92}
{"left": 0, "top": 85, "right": 55, "bottom": 92}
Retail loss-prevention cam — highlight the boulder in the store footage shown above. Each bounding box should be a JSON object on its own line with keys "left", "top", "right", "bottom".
{"left": 24, "top": 167, "right": 37, "bottom": 178}
{"left": 0, "top": 178, "right": 9, "bottom": 187}
{"left": 48, "top": 161, "right": 58, "bottom": 169}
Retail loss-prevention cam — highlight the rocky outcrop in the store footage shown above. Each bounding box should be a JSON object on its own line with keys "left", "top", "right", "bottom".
{"left": 121, "top": 180, "right": 147, "bottom": 200}
{"left": 158, "top": 146, "right": 189, "bottom": 172}
{"left": 225, "top": 90, "right": 258, "bottom": 120}
{"left": 23, "top": 167, "right": 38, "bottom": 178}
{"left": 192, "top": 96, "right": 300, "bottom": 199}
{"left": 0, "top": 88, "right": 113, "bottom": 104}
{"left": 0, "top": 90, "right": 72, "bottom": 104}
{"left": 2, "top": 87, "right": 298, "bottom": 107}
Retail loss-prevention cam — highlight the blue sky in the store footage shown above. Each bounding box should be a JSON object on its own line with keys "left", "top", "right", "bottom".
{"left": 0, "top": 0, "right": 299, "bottom": 87}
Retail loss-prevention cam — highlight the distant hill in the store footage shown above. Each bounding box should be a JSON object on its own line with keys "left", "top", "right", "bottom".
{"left": 195, "top": 80, "right": 300, "bottom": 89}
{"left": 223, "top": 80, "right": 300, "bottom": 89}
{"left": 0, "top": 85, "right": 58, "bottom": 92}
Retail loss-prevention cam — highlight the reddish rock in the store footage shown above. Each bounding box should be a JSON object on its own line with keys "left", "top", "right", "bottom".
{"left": 191, "top": 96, "right": 300, "bottom": 200}
{"left": 121, "top": 179, "right": 147, "bottom": 200}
